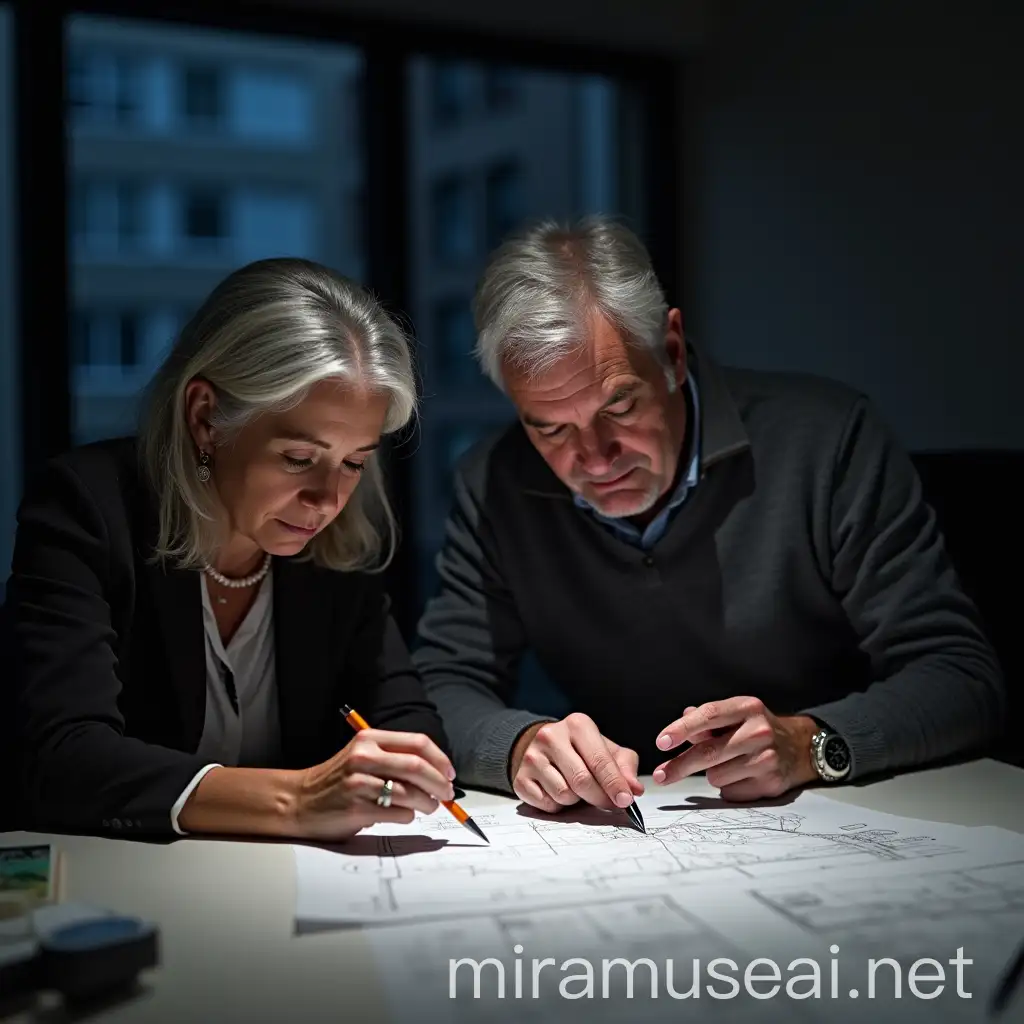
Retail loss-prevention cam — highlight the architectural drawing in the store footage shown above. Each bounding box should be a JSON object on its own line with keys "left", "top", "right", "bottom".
{"left": 369, "top": 892, "right": 816, "bottom": 1024}
{"left": 367, "top": 857, "right": 1024, "bottom": 1024}
{"left": 293, "top": 792, "right": 1021, "bottom": 929}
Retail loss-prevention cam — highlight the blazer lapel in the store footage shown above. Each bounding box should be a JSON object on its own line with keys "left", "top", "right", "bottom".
{"left": 143, "top": 560, "right": 206, "bottom": 752}
{"left": 272, "top": 558, "right": 336, "bottom": 767}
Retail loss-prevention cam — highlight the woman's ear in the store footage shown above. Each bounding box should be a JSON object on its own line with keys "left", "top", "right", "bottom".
{"left": 183, "top": 378, "right": 218, "bottom": 451}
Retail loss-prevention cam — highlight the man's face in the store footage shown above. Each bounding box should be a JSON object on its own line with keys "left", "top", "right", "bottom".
{"left": 503, "top": 308, "right": 688, "bottom": 521}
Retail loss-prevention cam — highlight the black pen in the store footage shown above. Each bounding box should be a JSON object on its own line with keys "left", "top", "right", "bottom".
{"left": 624, "top": 801, "right": 646, "bottom": 834}
{"left": 990, "top": 936, "right": 1024, "bottom": 1017}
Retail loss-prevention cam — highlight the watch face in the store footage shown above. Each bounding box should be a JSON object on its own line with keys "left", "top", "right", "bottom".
{"left": 823, "top": 735, "right": 850, "bottom": 773}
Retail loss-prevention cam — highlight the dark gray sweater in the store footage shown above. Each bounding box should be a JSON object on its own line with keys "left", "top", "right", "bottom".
{"left": 413, "top": 346, "right": 1005, "bottom": 793}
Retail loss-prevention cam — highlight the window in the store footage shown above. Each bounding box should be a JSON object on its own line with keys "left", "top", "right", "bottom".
{"left": 74, "top": 309, "right": 142, "bottom": 369}
{"left": 68, "top": 48, "right": 139, "bottom": 127}
{"left": 409, "top": 56, "right": 647, "bottom": 603}
{"left": 67, "top": 16, "right": 366, "bottom": 445}
{"left": 73, "top": 179, "right": 144, "bottom": 253}
{"left": 431, "top": 175, "right": 474, "bottom": 263}
{"left": 234, "top": 68, "right": 316, "bottom": 145}
{"left": 484, "top": 160, "right": 524, "bottom": 251}
{"left": 182, "top": 65, "right": 223, "bottom": 126}
{"left": 431, "top": 60, "right": 475, "bottom": 126}
{"left": 234, "top": 189, "right": 314, "bottom": 262}
{"left": 183, "top": 187, "right": 227, "bottom": 243}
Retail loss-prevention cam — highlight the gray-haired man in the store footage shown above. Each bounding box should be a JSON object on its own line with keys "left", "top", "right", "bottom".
{"left": 413, "top": 215, "right": 1005, "bottom": 816}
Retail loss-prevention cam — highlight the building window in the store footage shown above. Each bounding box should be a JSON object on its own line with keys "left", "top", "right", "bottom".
{"left": 73, "top": 309, "right": 142, "bottom": 369}
{"left": 431, "top": 175, "right": 473, "bottom": 264}
{"left": 182, "top": 65, "right": 224, "bottom": 127}
{"left": 433, "top": 297, "right": 477, "bottom": 384}
{"left": 483, "top": 66, "right": 519, "bottom": 112}
{"left": 183, "top": 188, "right": 227, "bottom": 243}
{"left": 73, "top": 179, "right": 144, "bottom": 252}
{"left": 431, "top": 60, "right": 475, "bottom": 126}
{"left": 68, "top": 49, "right": 139, "bottom": 126}
{"left": 484, "top": 161, "right": 523, "bottom": 251}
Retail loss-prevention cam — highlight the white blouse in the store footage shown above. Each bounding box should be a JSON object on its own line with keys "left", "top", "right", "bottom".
{"left": 170, "top": 568, "right": 283, "bottom": 834}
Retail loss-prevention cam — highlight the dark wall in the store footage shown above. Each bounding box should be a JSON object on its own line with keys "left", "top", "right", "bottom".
{"left": 682, "top": 0, "right": 1022, "bottom": 451}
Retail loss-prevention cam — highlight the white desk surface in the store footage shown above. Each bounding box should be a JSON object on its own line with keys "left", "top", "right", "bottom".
{"left": 3, "top": 758, "right": 1022, "bottom": 1023}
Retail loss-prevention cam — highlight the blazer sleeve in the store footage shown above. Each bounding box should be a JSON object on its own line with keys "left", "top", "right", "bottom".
{"left": 341, "top": 576, "right": 451, "bottom": 758}
{"left": 6, "top": 458, "right": 212, "bottom": 836}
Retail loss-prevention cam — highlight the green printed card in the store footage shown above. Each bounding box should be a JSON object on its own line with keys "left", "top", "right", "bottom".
{"left": 0, "top": 844, "right": 57, "bottom": 903}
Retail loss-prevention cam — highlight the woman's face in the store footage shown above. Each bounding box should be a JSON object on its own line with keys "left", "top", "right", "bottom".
{"left": 186, "top": 378, "right": 391, "bottom": 557}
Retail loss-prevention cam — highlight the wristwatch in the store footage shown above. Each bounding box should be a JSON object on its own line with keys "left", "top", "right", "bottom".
{"left": 810, "top": 728, "right": 851, "bottom": 782}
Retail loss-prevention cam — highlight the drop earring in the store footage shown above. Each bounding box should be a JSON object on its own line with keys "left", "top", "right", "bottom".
{"left": 196, "top": 449, "right": 211, "bottom": 483}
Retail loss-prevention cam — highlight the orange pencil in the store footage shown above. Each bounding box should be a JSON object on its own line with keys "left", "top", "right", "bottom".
{"left": 340, "top": 704, "right": 489, "bottom": 843}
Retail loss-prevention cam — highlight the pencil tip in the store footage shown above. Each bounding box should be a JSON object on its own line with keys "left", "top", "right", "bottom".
{"left": 464, "top": 818, "right": 490, "bottom": 844}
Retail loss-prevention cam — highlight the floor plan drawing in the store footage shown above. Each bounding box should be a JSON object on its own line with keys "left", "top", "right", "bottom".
{"left": 369, "top": 892, "right": 819, "bottom": 1024}
{"left": 293, "top": 793, "right": 1024, "bottom": 929}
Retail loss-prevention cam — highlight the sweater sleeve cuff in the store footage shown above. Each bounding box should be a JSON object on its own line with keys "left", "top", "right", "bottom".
{"left": 170, "top": 764, "right": 222, "bottom": 835}
{"left": 799, "top": 697, "right": 890, "bottom": 780}
{"left": 471, "top": 711, "right": 557, "bottom": 793}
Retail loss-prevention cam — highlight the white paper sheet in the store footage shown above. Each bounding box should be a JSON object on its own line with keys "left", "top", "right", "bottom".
{"left": 292, "top": 790, "right": 1024, "bottom": 930}
{"left": 366, "top": 851, "right": 1024, "bottom": 1024}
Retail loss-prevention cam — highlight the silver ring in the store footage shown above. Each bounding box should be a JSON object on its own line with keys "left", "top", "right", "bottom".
{"left": 376, "top": 779, "right": 394, "bottom": 808}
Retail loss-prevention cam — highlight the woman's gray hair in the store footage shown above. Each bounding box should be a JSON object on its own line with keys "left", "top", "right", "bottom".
{"left": 472, "top": 214, "right": 671, "bottom": 388}
{"left": 139, "top": 257, "right": 416, "bottom": 573}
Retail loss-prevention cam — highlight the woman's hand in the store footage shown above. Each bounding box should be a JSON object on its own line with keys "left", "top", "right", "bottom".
{"left": 291, "top": 729, "right": 457, "bottom": 840}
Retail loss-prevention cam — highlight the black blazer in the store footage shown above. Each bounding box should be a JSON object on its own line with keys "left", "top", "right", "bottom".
{"left": 3, "top": 437, "right": 449, "bottom": 838}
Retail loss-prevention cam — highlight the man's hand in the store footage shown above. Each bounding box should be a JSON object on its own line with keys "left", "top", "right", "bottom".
{"left": 652, "top": 698, "right": 819, "bottom": 801}
{"left": 510, "top": 713, "right": 644, "bottom": 813}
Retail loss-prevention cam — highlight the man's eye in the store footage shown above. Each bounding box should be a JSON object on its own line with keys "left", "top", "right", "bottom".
{"left": 283, "top": 454, "right": 314, "bottom": 470}
{"left": 537, "top": 425, "right": 565, "bottom": 438}
{"left": 607, "top": 399, "right": 637, "bottom": 417}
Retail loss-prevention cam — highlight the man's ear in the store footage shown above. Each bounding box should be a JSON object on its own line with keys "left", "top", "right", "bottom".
{"left": 664, "top": 308, "right": 686, "bottom": 391}
{"left": 183, "top": 378, "right": 218, "bottom": 450}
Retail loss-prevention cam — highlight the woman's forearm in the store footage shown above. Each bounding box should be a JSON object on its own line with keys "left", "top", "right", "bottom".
{"left": 176, "top": 765, "right": 301, "bottom": 836}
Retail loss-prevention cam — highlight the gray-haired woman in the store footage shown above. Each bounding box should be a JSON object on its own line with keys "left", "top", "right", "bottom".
{"left": 5, "top": 257, "right": 455, "bottom": 840}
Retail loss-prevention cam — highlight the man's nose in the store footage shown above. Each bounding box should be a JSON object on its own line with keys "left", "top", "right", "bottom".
{"left": 575, "top": 422, "right": 618, "bottom": 473}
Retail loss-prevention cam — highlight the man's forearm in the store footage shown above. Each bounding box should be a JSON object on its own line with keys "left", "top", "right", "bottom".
{"left": 176, "top": 765, "right": 301, "bottom": 836}
{"left": 802, "top": 651, "right": 1005, "bottom": 780}
{"left": 424, "top": 677, "right": 554, "bottom": 792}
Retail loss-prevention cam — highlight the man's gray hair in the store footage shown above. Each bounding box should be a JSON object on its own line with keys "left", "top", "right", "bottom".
{"left": 138, "top": 257, "right": 415, "bottom": 573}
{"left": 472, "top": 215, "right": 670, "bottom": 388}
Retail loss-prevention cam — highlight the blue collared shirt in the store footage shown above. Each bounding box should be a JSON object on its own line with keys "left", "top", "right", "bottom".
{"left": 573, "top": 371, "right": 701, "bottom": 550}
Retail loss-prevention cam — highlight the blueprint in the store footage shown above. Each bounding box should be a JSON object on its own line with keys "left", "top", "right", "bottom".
{"left": 367, "top": 892, "right": 816, "bottom": 1024}
{"left": 365, "top": 854, "right": 1024, "bottom": 1024}
{"left": 292, "top": 791, "right": 1024, "bottom": 930}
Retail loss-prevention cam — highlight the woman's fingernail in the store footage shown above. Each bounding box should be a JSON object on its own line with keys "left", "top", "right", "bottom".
{"left": 447, "top": 765, "right": 456, "bottom": 780}
{"left": 653, "top": 768, "right": 666, "bottom": 783}
{"left": 656, "top": 734, "right": 673, "bottom": 750}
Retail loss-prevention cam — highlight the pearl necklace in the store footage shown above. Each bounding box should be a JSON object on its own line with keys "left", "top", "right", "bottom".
{"left": 202, "top": 552, "right": 272, "bottom": 592}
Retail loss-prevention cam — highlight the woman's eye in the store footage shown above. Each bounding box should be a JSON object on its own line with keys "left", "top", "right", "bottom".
{"left": 342, "top": 460, "right": 365, "bottom": 473}
{"left": 283, "top": 454, "right": 314, "bottom": 470}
